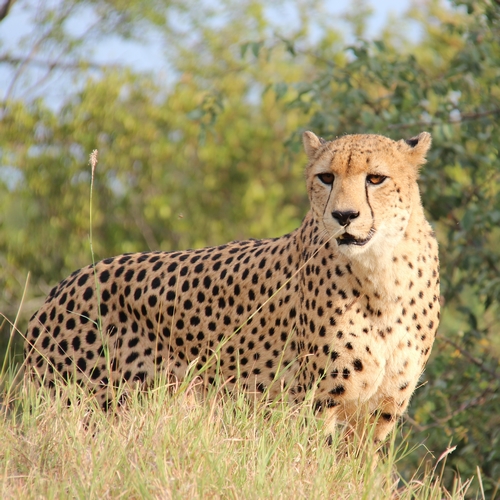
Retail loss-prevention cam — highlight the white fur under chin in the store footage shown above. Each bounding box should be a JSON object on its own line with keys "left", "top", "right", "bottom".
{"left": 337, "top": 227, "right": 404, "bottom": 303}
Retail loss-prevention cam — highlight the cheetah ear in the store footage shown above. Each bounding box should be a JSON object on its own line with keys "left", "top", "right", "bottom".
{"left": 303, "top": 131, "right": 325, "bottom": 160}
{"left": 399, "top": 131, "right": 432, "bottom": 166}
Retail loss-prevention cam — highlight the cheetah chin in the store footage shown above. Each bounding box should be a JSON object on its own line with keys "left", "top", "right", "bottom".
{"left": 25, "top": 129, "right": 440, "bottom": 447}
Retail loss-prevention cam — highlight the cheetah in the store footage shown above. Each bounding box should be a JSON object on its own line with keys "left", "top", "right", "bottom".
{"left": 24, "top": 131, "right": 440, "bottom": 442}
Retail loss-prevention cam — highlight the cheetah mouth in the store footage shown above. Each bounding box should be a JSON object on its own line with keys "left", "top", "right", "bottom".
{"left": 337, "top": 230, "right": 374, "bottom": 246}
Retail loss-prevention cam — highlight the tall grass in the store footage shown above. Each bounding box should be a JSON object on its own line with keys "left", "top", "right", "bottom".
{"left": 0, "top": 369, "right": 474, "bottom": 499}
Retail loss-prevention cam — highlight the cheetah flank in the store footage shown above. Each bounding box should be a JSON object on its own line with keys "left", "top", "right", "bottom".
{"left": 25, "top": 131, "right": 440, "bottom": 442}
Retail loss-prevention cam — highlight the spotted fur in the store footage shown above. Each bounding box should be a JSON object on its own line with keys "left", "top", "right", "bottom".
{"left": 25, "top": 131, "right": 440, "bottom": 441}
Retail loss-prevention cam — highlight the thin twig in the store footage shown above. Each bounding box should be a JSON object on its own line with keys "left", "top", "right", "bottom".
{"left": 388, "top": 108, "right": 500, "bottom": 129}
{"left": 405, "top": 387, "right": 495, "bottom": 431}
{"left": 439, "top": 336, "right": 500, "bottom": 380}
{"left": 1, "top": 2, "right": 77, "bottom": 107}
{"left": 0, "top": 54, "right": 114, "bottom": 71}
{"left": 17, "top": 12, "right": 119, "bottom": 102}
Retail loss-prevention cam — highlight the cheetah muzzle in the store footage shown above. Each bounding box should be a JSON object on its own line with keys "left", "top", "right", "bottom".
{"left": 337, "top": 229, "right": 375, "bottom": 246}
{"left": 25, "top": 130, "right": 440, "bottom": 445}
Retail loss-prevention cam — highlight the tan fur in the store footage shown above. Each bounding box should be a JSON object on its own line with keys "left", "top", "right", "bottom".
{"left": 25, "top": 131, "right": 440, "bottom": 441}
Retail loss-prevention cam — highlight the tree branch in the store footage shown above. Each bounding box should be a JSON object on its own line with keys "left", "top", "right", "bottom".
{"left": 0, "top": 54, "right": 115, "bottom": 71}
{"left": 0, "top": 0, "right": 15, "bottom": 22}
{"left": 405, "top": 386, "right": 496, "bottom": 431}
{"left": 388, "top": 108, "right": 500, "bottom": 129}
{"left": 439, "top": 336, "right": 500, "bottom": 381}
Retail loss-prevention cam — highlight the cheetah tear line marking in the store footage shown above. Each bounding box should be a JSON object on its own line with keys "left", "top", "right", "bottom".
{"left": 25, "top": 131, "right": 440, "bottom": 444}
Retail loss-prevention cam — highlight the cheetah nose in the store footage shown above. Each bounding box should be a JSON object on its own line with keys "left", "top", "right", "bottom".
{"left": 332, "top": 210, "right": 360, "bottom": 226}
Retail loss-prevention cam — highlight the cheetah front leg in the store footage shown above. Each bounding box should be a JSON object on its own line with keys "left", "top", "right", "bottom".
{"left": 323, "top": 345, "right": 425, "bottom": 446}
{"left": 320, "top": 402, "right": 389, "bottom": 471}
{"left": 364, "top": 350, "right": 425, "bottom": 444}
{"left": 321, "top": 400, "right": 394, "bottom": 445}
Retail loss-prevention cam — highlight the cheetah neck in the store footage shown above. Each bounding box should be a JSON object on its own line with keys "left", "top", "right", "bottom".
{"left": 296, "top": 209, "right": 426, "bottom": 309}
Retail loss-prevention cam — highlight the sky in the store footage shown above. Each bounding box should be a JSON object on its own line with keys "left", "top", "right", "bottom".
{"left": 86, "top": 0, "right": 422, "bottom": 72}
{"left": 0, "top": 0, "right": 422, "bottom": 101}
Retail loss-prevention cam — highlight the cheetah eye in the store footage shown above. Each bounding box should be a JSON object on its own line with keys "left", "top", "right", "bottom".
{"left": 317, "top": 173, "right": 334, "bottom": 185}
{"left": 366, "top": 174, "right": 387, "bottom": 185}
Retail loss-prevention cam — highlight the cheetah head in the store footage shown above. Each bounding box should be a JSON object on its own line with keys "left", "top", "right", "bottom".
{"left": 303, "top": 131, "right": 432, "bottom": 264}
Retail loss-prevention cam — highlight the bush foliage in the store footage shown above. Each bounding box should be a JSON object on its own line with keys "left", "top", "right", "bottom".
{"left": 1, "top": 0, "right": 499, "bottom": 496}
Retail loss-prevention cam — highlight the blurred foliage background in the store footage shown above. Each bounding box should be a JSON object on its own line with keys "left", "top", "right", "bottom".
{"left": 0, "top": 0, "right": 499, "bottom": 495}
